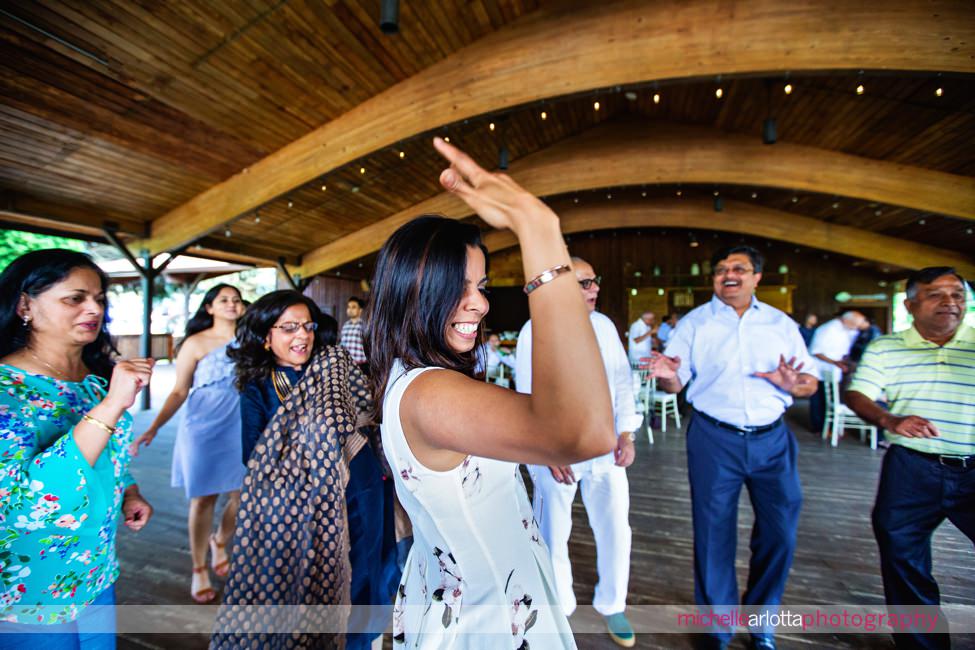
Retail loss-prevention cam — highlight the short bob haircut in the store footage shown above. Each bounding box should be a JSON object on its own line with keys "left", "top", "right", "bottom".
{"left": 228, "top": 290, "right": 336, "bottom": 391}
{"left": 0, "top": 249, "right": 116, "bottom": 380}
{"left": 365, "top": 215, "right": 488, "bottom": 423}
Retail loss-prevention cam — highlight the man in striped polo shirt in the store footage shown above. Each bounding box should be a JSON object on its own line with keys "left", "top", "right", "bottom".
{"left": 846, "top": 267, "right": 974, "bottom": 650}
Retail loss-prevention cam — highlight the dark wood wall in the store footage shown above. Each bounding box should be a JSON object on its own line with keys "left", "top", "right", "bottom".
{"left": 484, "top": 229, "right": 896, "bottom": 336}
{"left": 296, "top": 274, "right": 366, "bottom": 328}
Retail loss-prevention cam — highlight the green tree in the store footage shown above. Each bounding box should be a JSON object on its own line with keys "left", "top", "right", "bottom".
{"left": 0, "top": 230, "right": 87, "bottom": 270}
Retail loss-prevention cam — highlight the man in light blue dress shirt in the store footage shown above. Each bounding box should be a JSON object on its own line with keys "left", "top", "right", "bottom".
{"left": 649, "top": 245, "right": 819, "bottom": 650}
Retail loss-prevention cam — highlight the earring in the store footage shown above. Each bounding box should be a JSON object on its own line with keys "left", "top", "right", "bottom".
{"left": 263, "top": 342, "right": 271, "bottom": 351}
{"left": 22, "top": 315, "right": 31, "bottom": 328}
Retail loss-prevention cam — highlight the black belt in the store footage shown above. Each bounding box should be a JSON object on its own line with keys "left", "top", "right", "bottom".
{"left": 693, "top": 409, "right": 783, "bottom": 436}
{"left": 899, "top": 445, "right": 974, "bottom": 469}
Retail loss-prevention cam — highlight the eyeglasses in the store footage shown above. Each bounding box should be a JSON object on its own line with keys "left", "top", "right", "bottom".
{"left": 578, "top": 276, "right": 601, "bottom": 290}
{"left": 713, "top": 265, "right": 755, "bottom": 277}
{"left": 270, "top": 321, "right": 318, "bottom": 334}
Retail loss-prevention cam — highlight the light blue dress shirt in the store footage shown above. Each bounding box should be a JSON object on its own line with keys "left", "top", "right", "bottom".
{"left": 664, "top": 295, "right": 819, "bottom": 428}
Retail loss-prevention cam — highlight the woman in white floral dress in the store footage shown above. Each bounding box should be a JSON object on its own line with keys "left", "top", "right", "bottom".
{"left": 366, "top": 139, "right": 617, "bottom": 649}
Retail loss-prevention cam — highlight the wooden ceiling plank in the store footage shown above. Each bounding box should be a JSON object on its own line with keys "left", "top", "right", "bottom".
{"left": 139, "top": 0, "right": 975, "bottom": 255}
{"left": 480, "top": 199, "right": 975, "bottom": 278}
{"left": 295, "top": 119, "right": 975, "bottom": 276}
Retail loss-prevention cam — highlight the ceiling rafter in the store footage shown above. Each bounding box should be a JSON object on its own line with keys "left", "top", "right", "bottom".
{"left": 481, "top": 199, "right": 975, "bottom": 278}
{"left": 295, "top": 120, "right": 975, "bottom": 277}
{"left": 137, "top": 0, "right": 975, "bottom": 254}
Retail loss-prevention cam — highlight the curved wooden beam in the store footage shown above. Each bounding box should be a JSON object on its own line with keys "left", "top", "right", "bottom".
{"left": 481, "top": 199, "right": 975, "bottom": 278}
{"left": 141, "top": 0, "right": 975, "bottom": 254}
{"left": 295, "top": 120, "right": 975, "bottom": 277}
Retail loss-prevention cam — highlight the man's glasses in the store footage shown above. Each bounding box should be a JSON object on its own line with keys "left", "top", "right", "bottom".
{"left": 270, "top": 321, "right": 318, "bottom": 334}
{"left": 713, "top": 266, "right": 755, "bottom": 277}
{"left": 578, "top": 276, "right": 601, "bottom": 290}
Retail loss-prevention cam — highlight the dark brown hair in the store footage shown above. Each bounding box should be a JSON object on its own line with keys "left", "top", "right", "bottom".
{"left": 365, "top": 216, "right": 488, "bottom": 423}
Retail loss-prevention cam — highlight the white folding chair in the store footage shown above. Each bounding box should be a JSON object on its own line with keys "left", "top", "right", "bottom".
{"left": 649, "top": 377, "right": 681, "bottom": 433}
{"left": 821, "top": 369, "right": 877, "bottom": 449}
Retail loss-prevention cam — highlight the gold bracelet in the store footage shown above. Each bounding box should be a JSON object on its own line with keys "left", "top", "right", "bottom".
{"left": 82, "top": 413, "right": 116, "bottom": 435}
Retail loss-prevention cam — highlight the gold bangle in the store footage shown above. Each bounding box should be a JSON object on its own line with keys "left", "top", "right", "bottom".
{"left": 82, "top": 413, "right": 116, "bottom": 435}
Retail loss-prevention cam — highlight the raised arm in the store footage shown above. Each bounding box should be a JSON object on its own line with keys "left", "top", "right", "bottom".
{"left": 401, "top": 139, "right": 615, "bottom": 470}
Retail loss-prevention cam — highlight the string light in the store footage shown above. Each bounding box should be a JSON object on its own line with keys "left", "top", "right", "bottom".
{"left": 224, "top": 228, "right": 232, "bottom": 237}
{"left": 399, "top": 151, "right": 405, "bottom": 159}
{"left": 540, "top": 110, "right": 548, "bottom": 120}
{"left": 715, "top": 88, "right": 723, "bottom": 99}
{"left": 676, "top": 190, "right": 682, "bottom": 197}
{"left": 652, "top": 93, "right": 660, "bottom": 104}
{"left": 593, "top": 101, "right": 601, "bottom": 111}
{"left": 443, "top": 136, "right": 450, "bottom": 142}
{"left": 287, "top": 201, "right": 293, "bottom": 208}
{"left": 784, "top": 83, "right": 793, "bottom": 95}
{"left": 489, "top": 122, "right": 495, "bottom": 131}
{"left": 321, "top": 184, "right": 327, "bottom": 191}
{"left": 856, "top": 83, "right": 864, "bottom": 95}
{"left": 935, "top": 87, "right": 943, "bottom": 97}
{"left": 751, "top": 192, "right": 758, "bottom": 199}
{"left": 359, "top": 167, "right": 365, "bottom": 174}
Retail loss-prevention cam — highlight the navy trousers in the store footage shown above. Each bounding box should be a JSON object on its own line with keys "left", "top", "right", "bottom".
{"left": 687, "top": 413, "right": 802, "bottom": 645}
{"left": 872, "top": 445, "right": 975, "bottom": 650}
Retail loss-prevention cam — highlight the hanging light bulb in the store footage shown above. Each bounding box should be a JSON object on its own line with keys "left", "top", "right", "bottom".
{"left": 784, "top": 83, "right": 793, "bottom": 95}
{"left": 715, "top": 87, "right": 724, "bottom": 99}
{"left": 652, "top": 93, "right": 660, "bottom": 104}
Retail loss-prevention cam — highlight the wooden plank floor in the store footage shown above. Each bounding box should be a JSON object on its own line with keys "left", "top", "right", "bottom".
{"left": 116, "top": 364, "right": 974, "bottom": 649}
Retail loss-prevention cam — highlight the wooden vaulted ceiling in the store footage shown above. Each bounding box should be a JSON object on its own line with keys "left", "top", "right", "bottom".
{"left": 1, "top": 0, "right": 974, "bottom": 280}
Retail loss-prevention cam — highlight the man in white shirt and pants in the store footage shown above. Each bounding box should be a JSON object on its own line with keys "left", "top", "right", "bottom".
{"left": 516, "top": 257, "right": 643, "bottom": 648}
{"left": 808, "top": 310, "right": 867, "bottom": 432}
{"left": 650, "top": 246, "right": 819, "bottom": 650}
{"left": 627, "top": 311, "right": 656, "bottom": 366}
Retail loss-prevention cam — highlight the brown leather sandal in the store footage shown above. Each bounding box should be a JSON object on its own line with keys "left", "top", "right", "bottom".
{"left": 209, "top": 534, "right": 230, "bottom": 577}
{"left": 191, "top": 565, "right": 216, "bottom": 603}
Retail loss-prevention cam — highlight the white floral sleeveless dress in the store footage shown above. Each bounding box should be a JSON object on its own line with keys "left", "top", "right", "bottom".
{"left": 381, "top": 361, "right": 576, "bottom": 649}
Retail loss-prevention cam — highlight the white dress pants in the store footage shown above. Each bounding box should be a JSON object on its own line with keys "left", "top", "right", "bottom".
{"left": 529, "top": 464, "right": 632, "bottom": 617}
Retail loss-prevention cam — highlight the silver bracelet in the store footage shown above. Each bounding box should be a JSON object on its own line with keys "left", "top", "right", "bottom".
{"left": 523, "top": 264, "right": 571, "bottom": 295}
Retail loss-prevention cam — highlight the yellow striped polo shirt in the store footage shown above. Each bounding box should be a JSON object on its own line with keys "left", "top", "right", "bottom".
{"left": 847, "top": 323, "right": 975, "bottom": 456}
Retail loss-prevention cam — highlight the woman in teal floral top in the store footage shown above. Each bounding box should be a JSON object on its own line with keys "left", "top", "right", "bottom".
{"left": 0, "top": 249, "right": 155, "bottom": 649}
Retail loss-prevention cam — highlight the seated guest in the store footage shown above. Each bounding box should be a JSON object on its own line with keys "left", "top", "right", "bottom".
{"left": 627, "top": 311, "right": 656, "bottom": 365}
{"left": 0, "top": 249, "right": 154, "bottom": 648}
{"left": 808, "top": 311, "right": 867, "bottom": 433}
{"left": 214, "top": 290, "right": 397, "bottom": 650}
{"left": 798, "top": 312, "right": 818, "bottom": 347}
{"left": 474, "top": 332, "right": 516, "bottom": 379}
{"left": 656, "top": 312, "right": 679, "bottom": 348}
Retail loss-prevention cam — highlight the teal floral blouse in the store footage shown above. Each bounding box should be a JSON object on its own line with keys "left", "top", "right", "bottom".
{"left": 0, "top": 364, "right": 135, "bottom": 625}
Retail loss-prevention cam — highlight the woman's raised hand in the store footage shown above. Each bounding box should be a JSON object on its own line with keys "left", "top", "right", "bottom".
{"left": 433, "top": 137, "right": 551, "bottom": 232}
{"left": 105, "top": 358, "right": 155, "bottom": 412}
